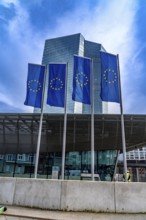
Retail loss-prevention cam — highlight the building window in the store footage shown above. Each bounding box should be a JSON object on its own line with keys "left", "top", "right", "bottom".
{"left": 28, "top": 154, "right": 34, "bottom": 162}
{"left": 17, "top": 154, "right": 24, "bottom": 161}
{"left": 0, "top": 154, "right": 4, "bottom": 160}
{"left": 7, "top": 154, "right": 13, "bottom": 161}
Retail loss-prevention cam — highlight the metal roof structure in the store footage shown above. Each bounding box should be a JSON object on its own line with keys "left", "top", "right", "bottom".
{"left": 0, "top": 113, "right": 146, "bottom": 154}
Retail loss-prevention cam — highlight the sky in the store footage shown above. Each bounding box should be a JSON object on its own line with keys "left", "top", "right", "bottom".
{"left": 0, "top": 0, "right": 146, "bottom": 114}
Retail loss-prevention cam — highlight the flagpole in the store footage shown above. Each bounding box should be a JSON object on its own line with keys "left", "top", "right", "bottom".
{"left": 34, "top": 64, "right": 47, "bottom": 179}
{"left": 61, "top": 63, "right": 68, "bottom": 180}
{"left": 91, "top": 58, "right": 95, "bottom": 181}
{"left": 117, "top": 54, "right": 128, "bottom": 182}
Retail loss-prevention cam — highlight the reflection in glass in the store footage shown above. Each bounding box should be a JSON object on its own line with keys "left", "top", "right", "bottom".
{"left": 0, "top": 150, "right": 117, "bottom": 181}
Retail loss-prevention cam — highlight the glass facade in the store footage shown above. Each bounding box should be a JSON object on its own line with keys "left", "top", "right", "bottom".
{"left": 0, "top": 150, "right": 117, "bottom": 181}
{"left": 1, "top": 113, "right": 146, "bottom": 181}
{"left": 0, "top": 113, "right": 120, "bottom": 181}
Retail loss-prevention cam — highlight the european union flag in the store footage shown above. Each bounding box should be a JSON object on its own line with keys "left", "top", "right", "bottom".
{"left": 100, "top": 51, "right": 120, "bottom": 103}
{"left": 47, "top": 64, "right": 66, "bottom": 107}
{"left": 24, "top": 64, "right": 45, "bottom": 108}
{"left": 72, "top": 55, "right": 91, "bottom": 104}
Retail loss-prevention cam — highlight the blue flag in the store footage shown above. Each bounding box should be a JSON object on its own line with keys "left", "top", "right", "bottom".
{"left": 24, "top": 64, "right": 45, "bottom": 108}
{"left": 72, "top": 56, "right": 91, "bottom": 104}
{"left": 100, "top": 51, "right": 120, "bottom": 103}
{"left": 47, "top": 64, "right": 66, "bottom": 107}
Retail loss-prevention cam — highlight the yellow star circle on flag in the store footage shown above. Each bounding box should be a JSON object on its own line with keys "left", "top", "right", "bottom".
{"left": 103, "top": 69, "right": 117, "bottom": 84}
{"left": 28, "top": 79, "right": 42, "bottom": 93}
{"left": 49, "top": 77, "right": 64, "bottom": 90}
{"left": 75, "top": 72, "right": 89, "bottom": 86}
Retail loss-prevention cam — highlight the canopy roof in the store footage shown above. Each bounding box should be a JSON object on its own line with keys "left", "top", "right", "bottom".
{"left": 0, "top": 113, "right": 146, "bottom": 154}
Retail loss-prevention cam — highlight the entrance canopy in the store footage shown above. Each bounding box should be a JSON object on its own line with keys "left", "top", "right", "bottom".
{"left": 0, "top": 113, "right": 146, "bottom": 154}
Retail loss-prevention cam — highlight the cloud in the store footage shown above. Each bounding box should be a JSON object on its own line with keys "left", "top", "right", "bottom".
{"left": 0, "top": 0, "right": 18, "bottom": 7}
{"left": 0, "top": 0, "right": 45, "bottom": 112}
{"left": 0, "top": 0, "right": 142, "bottom": 114}
{"left": 0, "top": 92, "right": 14, "bottom": 106}
{"left": 51, "top": 0, "right": 140, "bottom": 113}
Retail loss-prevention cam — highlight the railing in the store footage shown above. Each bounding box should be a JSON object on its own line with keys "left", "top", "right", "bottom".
{"left": 80, "top": 173, "right": 100, "bottom": 181}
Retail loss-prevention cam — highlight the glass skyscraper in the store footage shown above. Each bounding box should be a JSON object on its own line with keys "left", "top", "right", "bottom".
{"left": 34, "top": 33, "right": 107, "bottom": 114}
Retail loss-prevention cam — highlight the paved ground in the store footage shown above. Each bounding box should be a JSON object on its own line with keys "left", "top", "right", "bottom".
{"left": 1, "top": 206, "right": 146, "bottom": 220}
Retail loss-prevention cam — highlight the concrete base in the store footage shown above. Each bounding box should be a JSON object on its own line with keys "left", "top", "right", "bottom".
{"left": 13, "top": 178, "right": 61, "bottom": 209}
{"left": 61, "top": 180, "right": 115, "bottom": 212}
{"left": 115, "top": 182, "right": 146, "bottom": 213}
{"left": 0, "top": 177, "right": 146, "bottom": 213}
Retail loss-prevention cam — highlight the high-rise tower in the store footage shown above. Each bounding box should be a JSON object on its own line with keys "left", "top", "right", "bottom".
{"left": 34, "top": 33, "right": 107, "bottom": 113}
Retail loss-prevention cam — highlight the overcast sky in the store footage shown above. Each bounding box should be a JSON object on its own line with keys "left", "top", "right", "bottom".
{"left": 0, "top": 0, "right": 146, "bottom": 114}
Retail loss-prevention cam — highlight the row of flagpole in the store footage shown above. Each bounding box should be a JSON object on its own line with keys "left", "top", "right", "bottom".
{"left": 24, "top": 52, "right": 128, "bottom": 181}
{"left": 117, "top": 54, "right": 128, "bottom": 181}
{"left": 61, "top": 63, "right": 68, "bottom": 180}
{"left": 91, "top": 58, "right": 95, "bottom": 181}
{"left": 34, "top": 64, "right": 47, "bottom": 179}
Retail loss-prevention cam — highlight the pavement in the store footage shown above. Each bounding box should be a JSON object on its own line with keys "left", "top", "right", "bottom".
{"left": 1, "top": 206, "right": 146, "bottom": 220}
